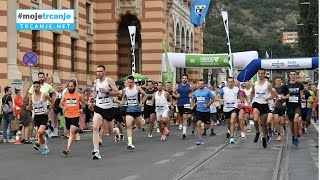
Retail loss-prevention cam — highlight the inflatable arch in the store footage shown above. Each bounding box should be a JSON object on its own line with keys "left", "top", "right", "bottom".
{"left": 161, "top": 51, "right": 258, "bottom": 85}
{"left": 237, "top": 57, "right": 319, "bottom": 82}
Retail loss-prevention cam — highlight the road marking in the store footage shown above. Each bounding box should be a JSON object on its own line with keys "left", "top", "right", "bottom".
{"left": 120, "top": 175, "right": 139, "bottom": 180}
{"left": 186, "top": 146, "right": 197, "bottom": 150}
{"left": 217, "top": 130, "right": 226, "bottom": 136}
{"left": 154, "top": 159, "right": 171, "bottom": 165}
{"left": 172, "top": 152, "right": 185, "bottom": 157}
{"left": 311, "top": 120, "right": 319, "bottom": 132}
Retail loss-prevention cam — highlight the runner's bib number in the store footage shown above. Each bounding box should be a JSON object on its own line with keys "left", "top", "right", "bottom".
{"left": 67, "top": 99, "right": 77, "bottom": 106}
{"left": 255, "top": 93, "right": 266, "bottom": 100}
{"left": 127, "top": 99, "right": 138, "bottom": 105}
{"left": 146, "top": 100, "right": 152, "bottom": 106}
{"left": 34, "top": 107, "right": 44, "bottom": 114}
{"left": 288, "top": 96, "right": 298, "bottom": 103}
{"left": 184, "top": 104, "right": 191, "bottom": 109}
{"left": 226, "top": 103, "right": 235, "bottom": 109}
{"left": 99, "top": 97, "right": 110, "bottom": 104}
{"left": 156, "top": 106, "right": 164, "bottom": 111}
{"left": 301, "top": 102, "right": 306, "bottom": 108}
{"left": 197, "top": 97, "right": 205, "bottom": 103}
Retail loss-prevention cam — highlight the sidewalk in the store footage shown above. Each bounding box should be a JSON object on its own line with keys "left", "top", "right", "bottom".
{"left": 183, "top": 123, "right": 319, "bottom": 180}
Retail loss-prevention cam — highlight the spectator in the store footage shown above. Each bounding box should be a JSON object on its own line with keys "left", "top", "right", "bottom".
{"left": 2, "top": 86, "right": 15, "bottom": 143}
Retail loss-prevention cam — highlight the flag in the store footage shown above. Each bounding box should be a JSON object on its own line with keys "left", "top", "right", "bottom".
{"left": 190, "top": 0, "right": 211, "bottom": 26}
{"left": 265, "top": 51, "right": 270, "bottom": 59}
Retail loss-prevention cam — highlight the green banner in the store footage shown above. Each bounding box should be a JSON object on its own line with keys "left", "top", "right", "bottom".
{"left": 185, "top": 54, "right": 229, "bottom": 67}
{"left": 162, "top": 38, "right": 173, "bottom": 83}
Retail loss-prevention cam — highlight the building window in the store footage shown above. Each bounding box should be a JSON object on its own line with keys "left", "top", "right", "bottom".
{"left": 53, "top": 34, "right": 59, "bottom": 70}
{"left": 71, "top": 38, "right": 76, "bottom": 72}
{"left": 86, "top": 43, "right": 91, "bottom": 74}
{"left": 70, "top": 0, "right": 79, "bottom": 29}
{"left": 86, "top": 2, "right": 93, "bottom": 34}
{"left": 32, "top": 30, "right": 37, "bottom": 53}
{"left": 52, "top": 0, "right": 57, "bottom": 8}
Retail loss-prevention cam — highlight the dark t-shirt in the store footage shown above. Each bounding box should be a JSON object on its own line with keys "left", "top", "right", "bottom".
{"left": 275, "top": 86, "right": 285, "bottom": 109}
{"left": 2, "top": 95, "right": 12, "bottom": 105}
{"left": 281, "top": 82, "right": 303, "bottom": 106}
{"left": 301, "top": 90, "right": 311, "bottom": 109}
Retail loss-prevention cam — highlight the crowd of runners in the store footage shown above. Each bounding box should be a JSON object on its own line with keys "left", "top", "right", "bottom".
{"left": 1, "top": 65, "right": 318, "bottom": 160}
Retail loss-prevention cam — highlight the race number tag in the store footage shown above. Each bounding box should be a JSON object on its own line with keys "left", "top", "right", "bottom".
{"left": 288, "top": 96, "right": 298, "bottom": 103}
{"left": 256, "top": 93, "right": 266, "bottom": 100}
{"left": 146, "top": 100, "right": 151, "bottom": 106}
{"left": 156, "top": 106, "right": 164, "bottom": 111}
{"left": 197, "top": 97, "right": 205, "bottom": 103}
{"left": 226, "top": 103, "right": 235, "bottom": 109}
{"left": 34, "top": 107, "right": 44, "bottom": 113}
{"left": 301, "top": 102, "right": 306, "bottom": 108}
{"left": 127, "top": 99, "right": 138, "bottom": 105}
{"left": 184, "top": 104, "right": 191, "bottom": 109}
{"left": 99, "top": 97, "right": 110, "bottom": 104}
{"left": 67, "top": 99, "right": 77, "bottom": 106}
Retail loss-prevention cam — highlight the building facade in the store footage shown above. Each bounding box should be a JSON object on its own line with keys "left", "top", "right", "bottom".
{"left": 281, "top": 28, "right": 299, "bottom": 47}
{"left": 0, "top": 0, "right": 203, "bottom": 96}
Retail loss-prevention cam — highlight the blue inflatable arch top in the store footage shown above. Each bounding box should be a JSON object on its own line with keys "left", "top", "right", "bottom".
{"left": 237, "top": 57, "right": 319, "bottom": 82}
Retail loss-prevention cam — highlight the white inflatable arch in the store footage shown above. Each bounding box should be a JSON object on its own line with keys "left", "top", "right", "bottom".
{"left": 161, "top": 51, "right": 258, "bottom": 84}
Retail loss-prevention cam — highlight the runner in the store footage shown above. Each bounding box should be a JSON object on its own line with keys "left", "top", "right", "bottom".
{"left": 150, "top": 82, "right": 171, "bottom": 140}
{"left": 301, "top": 82, "right": 313, "bottom": 135}
{"left": 243, "top": 81, "right": 254, "bottom": 132}
{"left": 220, "top": 77, "right": 240, "bottom": 143}
{"left": 235, "top": 81, "right": 246, "bottom": 138}
{"left": 143, "top": 80, "right": 157, "bottom": 138}
{"left": 91, "top": 65, "right": 120, "bottom": 160}
{"left": 173, "top": 75, "right": 192, "bottom": 139}
{"left": 28, "top": 81, "right": 54, "bottom": 155}
{"left": 121, "top": 75, "right": 147, "bottom": 150}
{"left": 191, "top": 79, "right": 219, "bottom": 145}
{"left": 249, "top": 68, "right": 274, "bottom": 148}
{"left": 265, "top": 77, "right": 278, "bottom": 142}
{"left": 165, "top": 81, "right": 174, "bottom": 133}
{"left": 273, "top": 77, "right": 286, "bottom": 141}
{"left": 60, "top": 80, "right": 85, "bottom": 155}
{"left": 281, "top": 70, "right": 304, "bottom": 147}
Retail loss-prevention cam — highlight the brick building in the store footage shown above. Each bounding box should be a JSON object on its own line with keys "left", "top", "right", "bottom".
{"left": 0, "top": 0, "right": 203, "bottom": 96}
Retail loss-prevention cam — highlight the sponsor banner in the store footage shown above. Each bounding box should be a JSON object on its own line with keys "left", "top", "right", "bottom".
{"left": 162, "top": 72, "right": 173, "bottom": 84}
{"left": 185, "top": 54, "right": 229, "bottom": 67}
{"left": 16, "top": 9, "right": 74, "bottom": 30}
{"left": 261, "top": 59, "right": 312, "bottom": 69}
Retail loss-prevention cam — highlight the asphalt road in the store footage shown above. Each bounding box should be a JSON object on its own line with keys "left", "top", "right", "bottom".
{"left": 0, "top": 121, "right": 318, "bottom": 180}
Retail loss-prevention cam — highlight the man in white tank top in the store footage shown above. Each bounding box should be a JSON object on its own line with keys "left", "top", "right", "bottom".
{"left": 243, "top": 81, "right": 254, "bottom": 132}
{"left": 90, "top": 65, "right": 120, "bottom": 160}
{"left": 249, "top": 68, "right": 274, "bottom": 148}
{"left": 150, "top": 82, "right": 171, "bottom": 141}
{"left": 28, "top": 81, "right": 54, "bottom": 155}
{"left": 120, "top": 75, "right": 147, "bottom": 150}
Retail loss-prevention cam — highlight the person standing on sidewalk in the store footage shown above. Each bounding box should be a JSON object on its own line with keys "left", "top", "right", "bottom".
{"left": 2, "top": 86, "right": 15, "bottom": 143}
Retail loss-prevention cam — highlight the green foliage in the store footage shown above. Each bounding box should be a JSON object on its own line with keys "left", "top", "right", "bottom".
{"left": 204, "top": 0, "right": 305, "bottom": 58}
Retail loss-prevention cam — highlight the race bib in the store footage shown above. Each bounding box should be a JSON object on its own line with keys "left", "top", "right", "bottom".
{"left": 34, "top": 107, "right": 44, "bottom": 114}
{"left": 301, "top": 102, "right": 306, "bottom": 108}
{"left": 184, "top": 104, "right": 191, "bottom": 109}
{"left": 67, "top": 99, "right": 77, "bottom": 106}
{"left": 156, "top": 106, "right": 164, "bottom": 111}
{"left": 127, "top": 99, "right": 138, "bottom": 105}
{"left": 146, "top": 100, "right": 152, "bottom": 106}
{"left": 226, "top": 103, "right": 235, "bottom": 109}
{"left": 288, "top": 96, "right": 298, "bottom": 103}
{"left": 197, "top": 97, "right": 205, "bottom": 103}
{"left": 99, "top": 97, "right": 110, "bottom": 104}
{"left": 278, "top": 95, "right": 281, "bottom": 100}
{"left": 255, "top": 93, "right": 266, "bottom": 100}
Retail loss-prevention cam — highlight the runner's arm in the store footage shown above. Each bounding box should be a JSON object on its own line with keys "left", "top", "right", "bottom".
{"left": 249, "top": 85, "right": 255, "bottom": 104}
{"left": 150, "top": 93, "right": 155, "bottom": 106}
{"left": 138, "top": 86, "right": 147, "bottom": 105}
{"left": 266, "top": 82, "right": 274, "bottom": 101}
{"left": 107, "top": 78, "right": 120, "bottom": 97}
{"left": 44, "top": 93, "right": 54, "bottom": 109}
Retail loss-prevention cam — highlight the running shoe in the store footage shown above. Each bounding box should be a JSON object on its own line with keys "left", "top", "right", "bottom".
{"left": 62, "top": 149, "right": 70, "bottom": 155}
{"left": 41, "top": 147, "right": 50, "bottom": 155}
{"left": 33, "top": 143, "right": 40, "bottom": 151}
{"left": 276, "top": 135, "right": 283, "bottom": 141}
{"left": 254, "top": 132, "right": 260, "bottom": 143}
{"left": 262, "top": 137, "right": 267, "bottom": 148}
{"left": 293, "top": 138, "right": 299, "bottom": 147}
{"left": 182, "top": 134, "right": 186, "bottom": 139}
{"left": 196, "top": 139, "right": 204, "bottom": 145}
{"left": 160, "top": 135, "right": 166, "bottom": 141}
{"left": 127, "top": 144, "right": 135, "bottom": 150}
{"left": 229, "top": 137, "right": 235, "bottom": 144}
{"left": 92, "top": 150, "right": 101, "bottom": 160}
{"left": 241, "top": 132, "right": 246, "bottom": 138}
